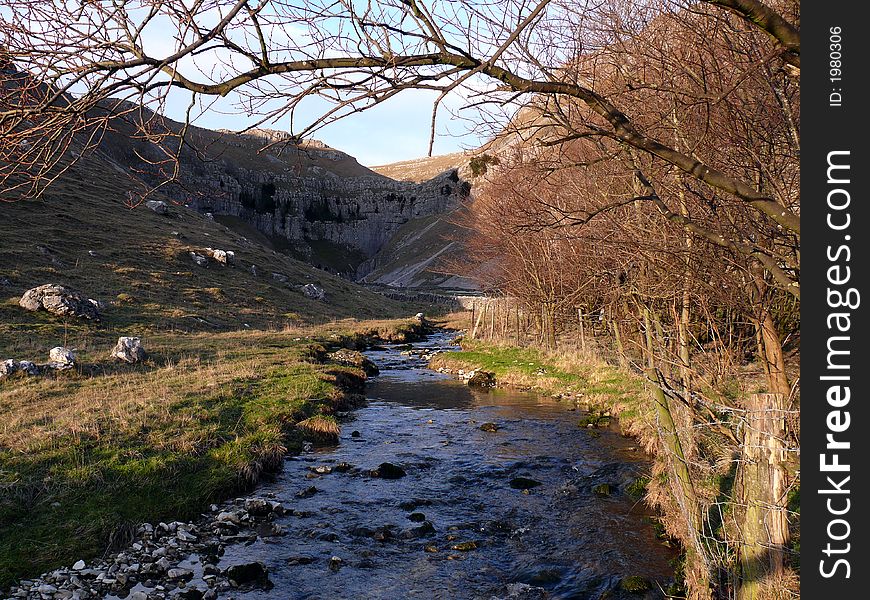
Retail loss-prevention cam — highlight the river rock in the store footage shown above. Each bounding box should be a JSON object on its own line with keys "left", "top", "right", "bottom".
{"left": 408, "top": 512, "right": 427, "bottom": 523}
{"left": 296, "top": 485, "right": 318, "bottom": 498}
{"left": 216, "top": 511, "right": 241, "bottom": 525}
{"left": 466, "top": 370, "right": 496, "bottom": 387}
{"left": 145, "top": 200, "right": 169, "bottom": 215}
{"left": 19, "top": 284, "right": 101, "bottom": 320}
{"left": 301, "top": 283, "right": 326, "bottom": 301}
{"left": 244, "top": 498, "right": 273, "bottom": 517}
{"left": 48, "top": 346, "right": 77, "bottom": 369}
{"left": 224, "top": 562, "right": 270, "bottom": 587}
{"left": 479, "top": 422, "right": 500, "bottom": 433}
{"left": 328, "top": 349, "right": 379, "bottom": 376}
{"left": 509, "top": 477, "right": 543, "bottom": 490}
{"left": 286, "top": 555, "right": 316, "bottom": 566}
{"left": 592, "top": 483, "right": 613, "bottom": 497}
{"left": 451, "top": 541, "right": 478, "bottom": 551}
{"left": 620, "top": 575, "right": 652, "bottom": 593}
{"left": 371, "top": 526, "right": 395, "bottom": 542}
{"left": 110, "top": 336, "right": 147, "bottom": 363}
{"left": 371, "top": 462, "right": 406, "bottom": 479}
{"left": 401, "top": 520, "right": 436, "bottom": 539}
{"left": 167, "top": 567, "right": 194, "bottom": 580}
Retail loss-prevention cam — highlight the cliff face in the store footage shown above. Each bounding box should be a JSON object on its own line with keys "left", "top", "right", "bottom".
{"left": 187, "top": 154, "right": 466, "bottom": 261}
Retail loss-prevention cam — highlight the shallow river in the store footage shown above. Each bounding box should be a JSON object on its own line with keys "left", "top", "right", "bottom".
{"left": 214, "top": 333, "right": 676, "bottom": 599}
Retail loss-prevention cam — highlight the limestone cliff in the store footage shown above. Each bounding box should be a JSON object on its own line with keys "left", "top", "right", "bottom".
{"left": 95, "top": 110, "right": 471, "bottom": 279}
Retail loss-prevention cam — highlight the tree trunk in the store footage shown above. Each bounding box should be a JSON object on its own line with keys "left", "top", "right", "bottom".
{"left": 643, "top": 305, "right": 712, "bottom": 599}
{"left": 736, "top": 393, "right": 790, "bottom": 599}
{"left": 472, "top": 301, "right": 486, "bottom": 339}
{"left": 611, "top": 319, "right": 628, "bottom": 369}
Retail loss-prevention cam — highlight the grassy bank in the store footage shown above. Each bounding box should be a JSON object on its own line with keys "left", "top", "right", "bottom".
{"left": 428, "top": 338, "right": 649, "bottom": 424}
{"left": 0, "top": 318, "right": 429, "bottom": 588}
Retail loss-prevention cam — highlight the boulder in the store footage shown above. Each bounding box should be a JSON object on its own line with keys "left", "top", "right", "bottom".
{"left": 244, "top": 498, "right": 273, "bottom": 517}
{"left": 408, "top": 512, "right": 427, "bottom": 523}
{"left": 327, "top": 349, "right": 379, "bottom": 376}
{"left": 301, "top": 283, "right": 326, "bottom": 301}
{"left": 223, "top": 562, "right": 270, "bottom": 587}
{"left": 206, "top": 248, "right": 235, "bottom": 265}
{"left": 48, "top": 347, "right": 76, "bottom": 370}
{"left": 110, "top": 337, "right": 147, "bottom": 364}
{"left": 371, "top": 462, "right": 406, "bottom": 479}
{"left": 479, "top": 422, "right": 500, "bottom": 433}
{"left": 271, "top": 272, "right": 289, "bottom": 284}
{"left": 466, "top": 370, "right": 496, "bottom": 387}
{"left": 145, "top": 200, "right": 169, "bottom": 215}
{"left": 19, "top": 360, "right": 39, "bottom": 376}
{"left": 19, "top": 284, "right": 101, "bottom": 321}
{"left": 190, "top": 252, "right": 208, "bottom": 267}
{"left": 400, "top": 520, "right": 436, "bottom": 539}
{"left": 509, "top": 477, "right": 543, "bottom": 490}
{"left": 0, "top": 359, "right": 18, "bottom": 378}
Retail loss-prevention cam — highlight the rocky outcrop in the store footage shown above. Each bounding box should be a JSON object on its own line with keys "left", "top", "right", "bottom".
{"left": 300, "top": 283, "right": 325, "bottom": 301}
{"left": 111, "top": 337, "right": 147, "bottom": 363}
{"left": 145, "top": 200, "right": 169, "bottom": 215}
{"left": 48, "top": 346, "right": 77, "bottom": 370}
{"left": 99, "top": 118, "right": 469, "bottom": 277}
{"left": 19, "top": 284, "right": 101, "bottom": 320}
{"left": 93, "top": 105, "right": 473, "bottom": 283}
{"left": 185, "top": 165, "right": 467, "bottom": 265}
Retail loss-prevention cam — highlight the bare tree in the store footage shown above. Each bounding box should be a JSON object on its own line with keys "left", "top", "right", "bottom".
{"left": 2, "top": 1, "right": 798, "bottom": 251}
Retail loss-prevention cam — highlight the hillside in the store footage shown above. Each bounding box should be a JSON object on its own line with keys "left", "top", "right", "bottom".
{"left": 0, "top": 142, "right": 420, "bottom": 352}
{"left": 87, "top": 102, "right": 471, "bottom": 281}
{"left": 370, "top": 152, "right": 469, "bottom": 182}
{"left": 359, "top": 212, "right": 478, "bottom": 290}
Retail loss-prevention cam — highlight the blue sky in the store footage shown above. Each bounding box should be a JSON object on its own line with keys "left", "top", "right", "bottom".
{"left": 162, "top": 86, "right": 487, "bottom": 167}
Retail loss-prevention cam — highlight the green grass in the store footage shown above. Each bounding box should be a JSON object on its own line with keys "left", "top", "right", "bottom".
{"left": 0, "top": 317, "right": 427, "bottom": 588}
{"left": 429, "top": 339, "right": 643, "bottom": 403}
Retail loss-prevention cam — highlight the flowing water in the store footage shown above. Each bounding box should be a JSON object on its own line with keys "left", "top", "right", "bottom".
{"left": 219, "top": 333, "right": 676, "bottom": 599}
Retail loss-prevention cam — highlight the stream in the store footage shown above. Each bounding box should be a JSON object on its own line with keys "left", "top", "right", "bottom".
{"left": 216, "top": 332, "right": 677, "bottom": 599}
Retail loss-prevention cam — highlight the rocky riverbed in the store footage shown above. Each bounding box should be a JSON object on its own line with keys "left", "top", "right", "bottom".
{"left": 6, "top": 333, "right": 677, "bottom": 600}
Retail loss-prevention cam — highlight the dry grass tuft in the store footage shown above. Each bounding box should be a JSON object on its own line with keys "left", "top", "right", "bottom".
{"left": 296, "top": 414, "right": 341, "bottom": 442}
